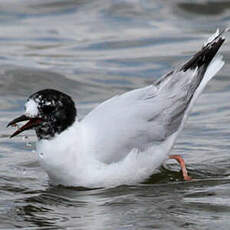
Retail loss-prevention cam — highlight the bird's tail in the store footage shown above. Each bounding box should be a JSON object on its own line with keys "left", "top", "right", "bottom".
{"left": 181, "top": 28, "right": 225, "bottom": 71}
{"left": 179, "top": 29, "right": 226, "bottom": 106}
{"left": 156, "top": 28, "right": 226, "bottom": 87}
{"left": 176, "top": 29, "right": 226, "bottom": 134}
{"left": 155, "top": 29, "right": 226, "bottom": 138}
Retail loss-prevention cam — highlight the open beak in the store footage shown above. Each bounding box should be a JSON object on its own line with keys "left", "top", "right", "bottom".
{"left": 7, "top": 114, "right": 42, "bottom": 138}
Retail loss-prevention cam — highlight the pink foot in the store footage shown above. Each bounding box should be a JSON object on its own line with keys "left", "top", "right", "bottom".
{"left": 169, "top": 155, "right": 192, "bottom": 181}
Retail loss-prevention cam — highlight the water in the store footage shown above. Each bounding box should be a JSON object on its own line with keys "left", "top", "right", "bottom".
{"left": 0, "top": 0, "right": 230, "bottom": 229}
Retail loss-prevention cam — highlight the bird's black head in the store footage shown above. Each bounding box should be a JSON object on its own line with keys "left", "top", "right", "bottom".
{"left": 7, "top": 89, "right": 77, "bottom": 140}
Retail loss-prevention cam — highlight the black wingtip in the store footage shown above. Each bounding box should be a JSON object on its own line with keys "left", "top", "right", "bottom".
{"left": 181, "top": 36, "right": 225, "bottom": 72}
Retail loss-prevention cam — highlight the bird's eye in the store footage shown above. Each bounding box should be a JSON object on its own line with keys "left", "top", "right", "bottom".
{"left": 42, "top": 105, "right": 55, "bottom": 114}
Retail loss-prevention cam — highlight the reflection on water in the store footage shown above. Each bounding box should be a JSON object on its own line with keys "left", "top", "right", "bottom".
{"left": 0, "top": 0, "right": 230, "bottom": 229}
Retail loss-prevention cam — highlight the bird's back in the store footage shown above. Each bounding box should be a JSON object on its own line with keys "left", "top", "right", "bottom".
{"left": 81, "top": 30, "right": 225, "bottom": 164}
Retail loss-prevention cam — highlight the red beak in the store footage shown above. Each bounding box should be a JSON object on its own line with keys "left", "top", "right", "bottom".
{"left": 7, "top": 115, "right": 42, "bottom": 138}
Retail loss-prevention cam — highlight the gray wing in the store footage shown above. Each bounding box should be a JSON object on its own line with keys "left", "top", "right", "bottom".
{"left": 81, "top": 72, "right": 197, "bottom": 163}
{"left": 81, "top": 32, "right": 225, "bottom": 164}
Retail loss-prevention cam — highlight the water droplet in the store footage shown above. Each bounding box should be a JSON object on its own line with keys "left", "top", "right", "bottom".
{"left": 26, "top": 142, "right": 32, "bottom": 147}
{"left": 13, "top": 123, "right": 20, "bottom": 129}
{"left": 23, "top": 135, "right": 33, "bottom": 148}
{"left": 22, "top": 136, "right": 28, "bottom": 141}
{"left": 22, "top": 168, "right": 26, "bottom": 175}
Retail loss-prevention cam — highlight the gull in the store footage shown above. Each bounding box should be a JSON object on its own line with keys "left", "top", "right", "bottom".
{"left": 8, "top": 30, "right": 226, "bottom": 188}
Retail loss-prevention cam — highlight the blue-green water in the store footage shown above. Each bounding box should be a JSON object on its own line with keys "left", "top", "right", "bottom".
{"left": 1, "top": 0, "right": 230, "bottom": 229}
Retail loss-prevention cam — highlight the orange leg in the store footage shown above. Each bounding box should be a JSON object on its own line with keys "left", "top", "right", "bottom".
{"left": 169, "top": 155, "right": 192, "bottom": 181}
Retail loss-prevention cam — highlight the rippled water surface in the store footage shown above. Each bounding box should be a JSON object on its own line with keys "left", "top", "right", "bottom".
{"left": 1, "top": 0, "right": 230, "bottom": 229}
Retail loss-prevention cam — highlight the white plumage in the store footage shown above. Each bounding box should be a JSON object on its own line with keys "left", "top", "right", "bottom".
{"left": 10, "top": 30, "right": 226, "bottom": 188}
